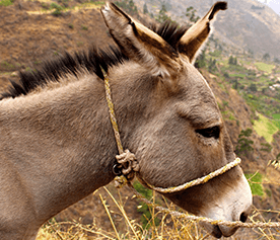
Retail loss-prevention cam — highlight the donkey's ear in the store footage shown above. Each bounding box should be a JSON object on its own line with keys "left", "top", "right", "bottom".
{"left": 101, "top": 2, "right": 182, "bottom": 77}
{"left": 178, "top": 1, "right": 227, "bottom": 63}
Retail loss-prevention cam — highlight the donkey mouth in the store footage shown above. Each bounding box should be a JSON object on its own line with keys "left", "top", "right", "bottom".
{"left": 211, "top": 224, "right": 238, "bottom": 238}
{"left": 201, "top": 222, "right": 238, "bottom": 238}
{"left": 212, "top": 225, "right": 223, "bottom": 238}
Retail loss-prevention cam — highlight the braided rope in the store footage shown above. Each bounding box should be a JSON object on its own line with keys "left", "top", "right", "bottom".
{"left": 105, "top": 77, "right": 124, "bottom": 154}
{"left": 145, "top": 158, "right": 241, "bottom": 193}
{"left": 104, "top": 76, "right": 280, "bottom": 230}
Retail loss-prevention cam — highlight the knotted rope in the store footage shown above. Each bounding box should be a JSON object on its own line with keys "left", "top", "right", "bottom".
{"left": 104, "top": 76, "right": 280, "bottom": 230}
{"left": 105, "top": 77, "right": 139, "bottom": 182}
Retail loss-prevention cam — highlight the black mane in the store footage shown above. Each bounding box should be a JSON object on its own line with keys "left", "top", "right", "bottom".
{"left": 1, "top": 21, "right": 188, "bottom": 100}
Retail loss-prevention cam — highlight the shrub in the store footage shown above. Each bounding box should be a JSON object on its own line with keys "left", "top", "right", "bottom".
{"left": 228, "top": 55, "right": 238, "bottom": 65}
{"left": 248, "top": 83, "right": 257, "bottom": 92}
{"left": 260, "top": 143, "right": 272, "bottom": 153}
{"left": 0, "top": 0, "right": 13, "bottom": 6}
{"left": 133, "top": 181, "right": 160, "bottom": 229}
{"left": 50, "top": 3, "right": 63, "bottom": 16}
{"left": 245, "top": 172, "right": 264, "bottom": 196}
{"left": 81, "top": 25, "right": 88, "bottom": 30}
{"left": 235, "top": 128, "right": 254, "bottom": 155}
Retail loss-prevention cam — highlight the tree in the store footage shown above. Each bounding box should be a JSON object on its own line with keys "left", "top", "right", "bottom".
{"left": 263, "top": 53, "right": 270, "bottom": 61}
{"left": 195, "top": 49, "right": 206, "bottom": 68}
{"left": 248, "top": 83, "right": 257, "bottom": 92}
{"left": 274, "top": 57, "right": 280, "bottom": 64}
{"left": 208, "top": 58, "right": 217, "bottom": 73}
{"left": 232, "top": 79, "right": 239, "bottom": 90}
{"left": 143, "top": 3, "right": 148, "bottom": 14}
{"left": 235, "top": 128, "right": 254, "bottom": 155}
{"left": 185, "top": 6, "right": 200, "bottom": 23}
{"left": 156, "top": 4, "right": 170, "bottom": 23}
{"left": 228, "top": 55, "right": 237, "bottom": 65}
{"left": 160, "top": 4, "right": 167, "bottom": 14}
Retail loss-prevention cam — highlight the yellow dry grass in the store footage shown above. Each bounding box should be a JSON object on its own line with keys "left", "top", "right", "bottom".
{"left": 36, "top": 185, "right": 280, "bottom": 240}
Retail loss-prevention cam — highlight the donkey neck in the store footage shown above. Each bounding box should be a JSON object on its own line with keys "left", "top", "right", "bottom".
{"left": 0, "top": 73, "right": 118, "bottom": 223}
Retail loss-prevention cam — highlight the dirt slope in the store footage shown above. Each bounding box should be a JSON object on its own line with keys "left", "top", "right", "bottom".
{"left": 0, "top": 0, "right": 114, "bottom": 91}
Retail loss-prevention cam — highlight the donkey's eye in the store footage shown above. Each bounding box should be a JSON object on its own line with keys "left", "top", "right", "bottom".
{"left": 196, "top": 126, "right": 220, "bottom": 139}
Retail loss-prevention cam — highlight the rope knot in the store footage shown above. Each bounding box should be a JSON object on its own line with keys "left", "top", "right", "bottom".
{"left": 116, "top": 149, "right": 139, "bottom": 181}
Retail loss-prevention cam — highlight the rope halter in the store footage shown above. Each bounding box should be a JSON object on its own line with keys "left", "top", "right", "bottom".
{"left": 104, "top": 77, "right": 280, "bottom": 232}
{"left": 104, "top": 77, "right": 241, "bottom": 192}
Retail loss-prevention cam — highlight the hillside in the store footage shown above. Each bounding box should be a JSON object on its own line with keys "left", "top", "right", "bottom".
{"left": 134, "top": 0, "right": 280, "bottom": 58}
{"left": 0, "top": 0, "right": 280, "bottom": 239}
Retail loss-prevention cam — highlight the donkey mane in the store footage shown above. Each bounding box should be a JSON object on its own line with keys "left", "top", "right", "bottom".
{"left": 1, "top": 21, "right": 188, "bottom": 100}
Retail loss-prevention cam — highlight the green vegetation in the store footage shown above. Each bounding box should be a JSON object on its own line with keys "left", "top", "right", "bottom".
{"left": 235, "top": 128, "right": 254, "bottom": 155}
{"left": 115, "top": 0, "right": 138, "bottom": 16}
{"left": 273, "top": 114, "right": 280, "bottom": 130}
{"left": 185, "top": 6, "right": 199, "bottom": 23}
{"left": 195, "top": 50, "right": 206, "bottom": 68}
{"left": 260, "top": 143, "right": 272, "bottom": 153}
{"left": 91, "top": 1, "right": 105, "bottom": 6}
{"left": 228, "top": 55, "right": 238, "bottom": 65}
{"left": 221, "top": 110, "right": 236, "bottom": 121}
{"left": 216, "top": 55, "right": 280, "bottom": 117}
{"left": 209, "top": 50, "right": 222, "bottom": 58}
{"left": 208, "top": 58, "right": 217, "bottom": 73}
{"left": 133, "top": 181, "right": 160, "bottom": 229}
{"left": 143, "top": 3, "right": 148, "bottom": 14}
{"left": 156, "top": 4, "right": 170, "bottom": 23}
{"left": 0, "top": 61, "right": 15, "bottom": 70}
{"left": 245, "top": 172, "right": 264, "bottom": 196}
{"left": 253, "top": 112, "right": 278, "bottom": 143}
{"left": 0, "top": 0, "right": 13, "bottom": 6}
{"left": 81, "top": 25, "right": 88, "bottom": 30}
{"left": 254, "top": 62, "right": 274, "bottom": 74}
{"left": 25, "top": 67, "right": 33, "bottom": 72}
{"left": 262, "top": 53, "right": 270, "bottom": 62}
{"left": 50, "top": 2, "right": 64, "bottom": 16}
{"left": 243, "top": 94, "right": 280, "bottom": 117}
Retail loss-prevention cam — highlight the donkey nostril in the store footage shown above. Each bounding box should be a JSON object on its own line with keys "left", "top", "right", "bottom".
{"left": 240, "top": 212, "right": 248, "bottom": 223}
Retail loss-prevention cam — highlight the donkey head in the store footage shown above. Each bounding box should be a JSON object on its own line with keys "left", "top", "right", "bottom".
{"left": 101, "top": 2, "right": 252, "bottom": 238}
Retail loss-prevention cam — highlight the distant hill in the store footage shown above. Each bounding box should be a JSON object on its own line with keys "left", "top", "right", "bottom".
{"left": 134, "top": 0, "right": 280, "bottom": 58}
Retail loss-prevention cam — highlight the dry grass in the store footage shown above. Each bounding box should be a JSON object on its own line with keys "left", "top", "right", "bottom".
{"left": 36, "top": 184, "right": 280, "bottom": 240}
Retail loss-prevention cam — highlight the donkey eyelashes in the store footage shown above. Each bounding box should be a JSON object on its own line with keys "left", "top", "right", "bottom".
{"left": 196, "top": 126, "right": 220, "bottom": 139}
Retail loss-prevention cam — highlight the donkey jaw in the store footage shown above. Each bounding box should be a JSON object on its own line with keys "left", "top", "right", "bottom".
{"left": 201, "top": 174, "right": 252, "bottom": 238}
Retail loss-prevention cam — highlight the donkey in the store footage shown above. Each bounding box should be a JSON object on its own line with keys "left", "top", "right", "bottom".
{"left": 0, "top": 1, "right": 252, "bottom": 239}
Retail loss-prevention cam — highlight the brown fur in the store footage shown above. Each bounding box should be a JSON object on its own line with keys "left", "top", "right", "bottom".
{"left": 0, "top": 2, "right": 251, "bottom": 239}
{"left": 178, "top": 1, "right": 227, "bottom": 63}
